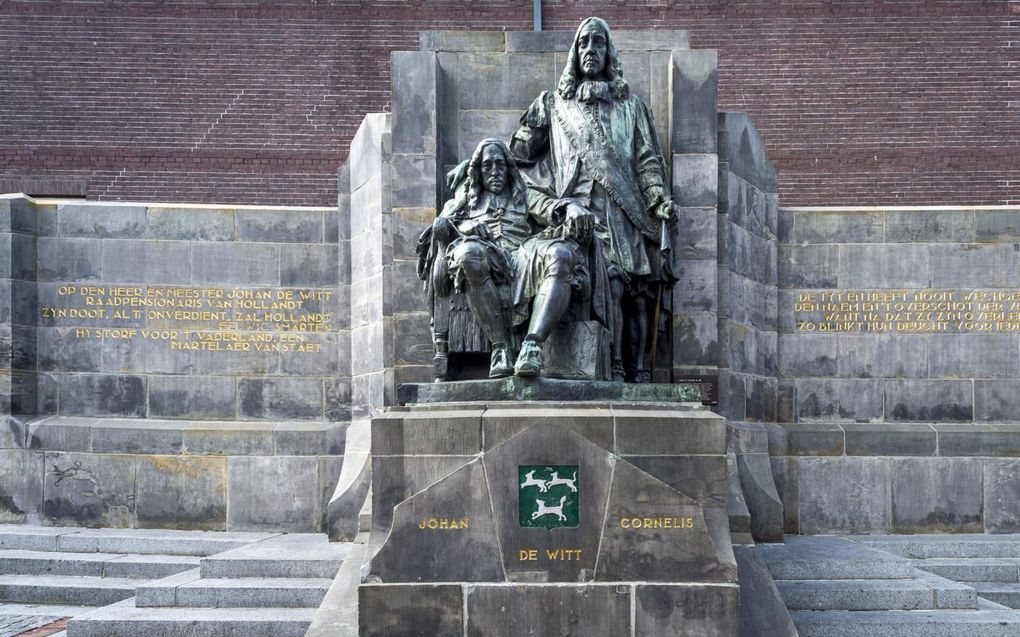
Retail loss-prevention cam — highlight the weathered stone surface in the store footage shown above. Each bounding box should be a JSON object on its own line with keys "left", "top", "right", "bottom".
{"left": 929, "top": 334, "right": 1019, "bottom": 379}
{"left": 674, "top": 153, "right": 718, "bottom": 208}
{"left": 676, "top": 206, "right": 717, "bottom": 261}
{"left": 148, "top": 375, "right": 237, "bottom": 420}
{"left": 99, "top": 239, "right": 191, "bottom": 284}
{"left": 235, "top": 209, "right": 323, "bottom": 243}
{"left": 838, "top": 244, "right": 929, "bottom": 288}
{"left": 769, "top": 456, "right": 800, "bottom": 534}
{"left": 57, "top": 204, "right": 147, "bottom": 238}
{"left": 238, "top": 378, "right": 323, "bottom": 420}
{"left": 597, "top": 460, "right": 734, "bottom": 582}
{"left": 984, "top": 459, "right": 1020, "bottom": 533}
{"left": 778, "top": 334, "right": 837, "bottom": 377}
{"left": 843, "top": 423, "right": 936, "bottom": 456}
{"left": 466, "top": 584, "right": 631, "bottom": 637}
{"left": 42, "top": 451, "right": 136, "bottom": 527}
{"left": 670, "top": 49, "right": 717, "bottom": 153}
{"left": 145, "top": 206, "right": 235, "bottom": 241}
{"left": 280, "top": 244, "right": 338, "bottom": 287}
{"left": 391, "top": 51, "right": 438, "bottom": 155}
{"left": 792, "top": 210, "right": 884, "bottom": 244}
{"left": 135, "top": 456, "right": 227, "bottom": 530}
{"left": 935, "top": 424, "right": 1020, "bottom": 456}
{"left": 930, "top": 243, "right": 1020, "bottom": 288}
{"left": 719, "top": 112, "right": 777, "bottom": 193}
{"left": 885, "top": 209, "right": 975, "bottom": 243}
{"left": 482, "top": 423, "right": 613, "bottom": 582}
{"left": 634, "top": 584, "right": 739, "bottom": 637}
{"left": 0, "top": 449, "right": 43, "bottom": 523}
{"left": 90, "top": 420, "right": 183, "bottom": 454}
{"left": 615, "top": 408, "right": 725, "bottom": 455}
{"left": 359, "top": 584, "right": 462, "bottom": 637}
{"left": 373, "top": 408, "right": 482, "bottom": 456}
{"left": 36, "top": 327, "right": 103, "bottom": 372}
{"left": 795, "top": 379, "right": 883, "bottom": 423}
{"left": 838, "top": 334, "right": 929, "bottom": 378}
{"left": 885, "top": 380, "right": 973, "bottom": 422}
{"left": 192, "top": 242, "right": 280, "bottom": 285}
{"left": 736, "top": 453, "right": 784, "bottom": 542}
{"left": 798, "top": 457, "right": 891, "bottom": 534}
{"left": 891, "top": 458, "right": 983, "bottom": 533}
{"left": 227, "top": 456, "right": 318, "bottom": 531}
{"left": 734, "top": 544, "right": 798, "bottom": 637}
{"left": 59, "top": 374, "right": 146, "bottom": 418}
{"left": 36, "top": 237, "right": 100, "bottom": 282}
{"left": 625, "top": 455, "right": 728, "bottom": 508}
{"left": 778, "top": 244, "right": 837, "bottom": 288}
{"left": 366, "top": 459, "right": 503, "bottom": 583}
{"left": 371, "top": 455, "right": 475, "bottom": 538}
{"left": 182, "top": 422, "right": 274, "bottom": 456}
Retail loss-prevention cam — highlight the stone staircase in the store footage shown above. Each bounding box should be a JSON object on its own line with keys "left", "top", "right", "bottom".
{"left": 860, "top": 535, "right": 1020, "bottom": 611}
{"left": 762, "top": 535, "right": 1020, "bottom": 636}
{"left": 67, "top": 533, "right": 350, "bottom": 637}
{"left": 0, "top": 525, "right": 351, "bottom": 637}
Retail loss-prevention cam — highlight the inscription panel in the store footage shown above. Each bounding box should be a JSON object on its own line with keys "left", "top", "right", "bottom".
{"left": 794, "top": 289, "right": 1020, "bottom": 334}
{"left": 40, "top": 284, "right": 336, "bottom": 358}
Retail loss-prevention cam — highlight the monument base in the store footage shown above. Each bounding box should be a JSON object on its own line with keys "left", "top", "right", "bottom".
{"left": 360, "top": 401, "right": 736, "bottom": 636}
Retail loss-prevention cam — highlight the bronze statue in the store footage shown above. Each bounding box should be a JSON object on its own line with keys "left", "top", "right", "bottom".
{"left": 417, "top": 138, "right": 607, "bottom": 380}
{"left": 511, "top": 16, "right": 678, "bottom": 382}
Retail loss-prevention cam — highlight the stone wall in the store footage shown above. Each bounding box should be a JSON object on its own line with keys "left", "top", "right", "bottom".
{"left": 774, "top": 204, "right": 1020, "bottom": 534}
{"left": 0, "top": 194, "right": 348, "bottom": 531}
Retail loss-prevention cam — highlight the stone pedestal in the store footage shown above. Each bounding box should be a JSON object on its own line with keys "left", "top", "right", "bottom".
{"left": 358, "top": 395, "right": 737, "bottom": 636}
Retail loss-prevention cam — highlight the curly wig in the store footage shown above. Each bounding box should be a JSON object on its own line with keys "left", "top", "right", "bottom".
{"left": 557, "top": 17, "right": 629, "bottom": 101}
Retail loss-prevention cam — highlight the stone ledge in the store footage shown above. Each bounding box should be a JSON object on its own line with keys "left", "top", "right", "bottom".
{"left": 769, "top": 422, "right": 1020, "bottom": 458}
{"left": 398, "top": 377, "right": 703, "bottom": 404}
{"left": 3, "top": 417, "right": 347, "bottom": 457}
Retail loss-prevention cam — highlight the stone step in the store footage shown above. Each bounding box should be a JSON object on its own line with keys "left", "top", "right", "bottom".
{"left": 0, "top": 525, "right": 277, "bottom": 556}
{"left": 790, "top": 609, "right": 1020, "bottom": 636}
{"left": 200, "top": 533, "right": 349, "bottom": 578}
{"left": 0, "top": 549, "right": 199, "bottom": 579}
{"left": 0, "top": 574, "right": 139, "bottom": 606}
{"left": 0, "top": 602, "right": 97, "bottom": 618}
{"left": 973, "top": 582, "right": 1020, "bottom": 609}
{"left": 912, "top": 558, "right": 1020, "bottom": 583}
{"left": 777, "top": 579, "right": 949, "bottom": 611}
{"left": 139, "top": 576, "right": 332, "bottom": 608}
{"left": 761, "top": 536, "right": 913, "bottom": 580}
{"left": 857, "top": 535, "right": 1020, "bottom": 560}
{"left": 66, "top": 599, "right": 315, "bottom": 637}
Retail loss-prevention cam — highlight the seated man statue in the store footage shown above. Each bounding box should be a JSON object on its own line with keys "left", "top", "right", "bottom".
{"left": 417, "top": 138, "right": 606, "bottom": 379}
{"left": 510, "top": 16, "right": 679, "bottom": 383}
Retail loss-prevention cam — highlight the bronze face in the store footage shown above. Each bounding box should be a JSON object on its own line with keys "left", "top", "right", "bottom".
{"left": 576, "top": 21, "right": 608, "bottom": 80}
{"left": 480, "top": 143, "right": 507, "bottom": 195}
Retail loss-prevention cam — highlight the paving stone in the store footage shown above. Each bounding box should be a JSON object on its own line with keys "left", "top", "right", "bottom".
{"left": 0, "top": 574, "right": 137, "bottom": 606}
{"left": 67, "top": 601, "right": 315, "bottom": 637}
{"left": 171, "top": 577, "right": 332, "bottom": 608}
{"left": 200, "top": 534, "right": 349, "bottom": 579}
{"left": 858, "top": 535, "right": 1020, "bottom": 560}
{"left": 760, "top": 536, "right": 912, "bottom": 580}
{"left": 912, "top": 558, "right": 1020, "bottom": 583}
{"left": 55, "top": 528, "right": 275, "bottom": 556}
{"left": 790, "top": 609, "right": 1020, "bottom": 636}
{"left": 778, "top": 578, "right": 935, "bottom": 611}
{"left": 912, "top": 568, "right": 979, "bottom": 609}
{"left": 971, "top": 582, "right": 1020, "bottom": 609}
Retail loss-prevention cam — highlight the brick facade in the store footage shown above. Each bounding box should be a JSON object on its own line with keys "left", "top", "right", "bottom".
{"left": 1, "top": 0, "right": 1017, "bottom": 206}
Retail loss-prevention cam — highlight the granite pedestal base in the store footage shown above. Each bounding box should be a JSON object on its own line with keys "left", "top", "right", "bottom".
{"left": 359, "top": 400, "right": 737, "bottom": 636}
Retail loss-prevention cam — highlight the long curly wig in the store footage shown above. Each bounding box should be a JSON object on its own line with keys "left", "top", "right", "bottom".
{"left": 557, "top": 17, "right": 629, "bottom": 101}
{"left": 464, "top": 138, "right": 528, "bottom": 210}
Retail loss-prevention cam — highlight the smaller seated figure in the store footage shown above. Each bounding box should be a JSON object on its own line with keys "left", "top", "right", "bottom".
{"left": 417, "top": 138, "right": 601, "bottom": 380}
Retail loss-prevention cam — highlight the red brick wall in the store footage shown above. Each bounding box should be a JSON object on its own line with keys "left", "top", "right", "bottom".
{"left": 1, "top": 1, "right": 1016, "bottom": 207}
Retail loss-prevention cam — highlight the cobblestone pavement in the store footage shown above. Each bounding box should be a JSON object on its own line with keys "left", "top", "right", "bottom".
{"left": 0, "top": 615, "right": 57, "bottom": 637}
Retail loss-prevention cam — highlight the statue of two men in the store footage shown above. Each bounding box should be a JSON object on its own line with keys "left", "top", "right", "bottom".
{"left": 420, "top": 16, "right": 678, "bottom": 383}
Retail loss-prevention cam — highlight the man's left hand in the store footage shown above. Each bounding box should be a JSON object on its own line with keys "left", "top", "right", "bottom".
{"left": 653, "top": 199, "right": 676, "bottom": 222}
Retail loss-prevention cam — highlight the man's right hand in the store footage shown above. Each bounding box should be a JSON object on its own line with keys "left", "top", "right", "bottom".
{"left": 564, "top": 203, "right": 595, "bottom": 242}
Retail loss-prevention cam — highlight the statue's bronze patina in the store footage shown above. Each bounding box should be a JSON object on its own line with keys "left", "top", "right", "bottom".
{"left": 420, "top": 17, "right": 678, "bottom": 383}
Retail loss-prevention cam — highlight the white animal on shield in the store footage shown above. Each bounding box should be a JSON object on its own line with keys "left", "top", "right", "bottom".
{"left": 520, "top": 470, "right": 549, "bottom": 492}
{"left": 545, "top": 470, "right": 577, "bottom": 492}
{"left": 531, "top": 495, "right": 568, "bottom": 522}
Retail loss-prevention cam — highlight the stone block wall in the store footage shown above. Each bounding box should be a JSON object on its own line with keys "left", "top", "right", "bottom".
{"left": 774, "top": 204, "right": 1020, "bottom": 534}
{"left": 0, "top": 193, "right": 348, "bottom": 531}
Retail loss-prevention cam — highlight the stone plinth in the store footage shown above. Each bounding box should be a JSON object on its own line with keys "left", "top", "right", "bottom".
{"left": 359, "top": 402, "right": 736, "bottom": 635}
